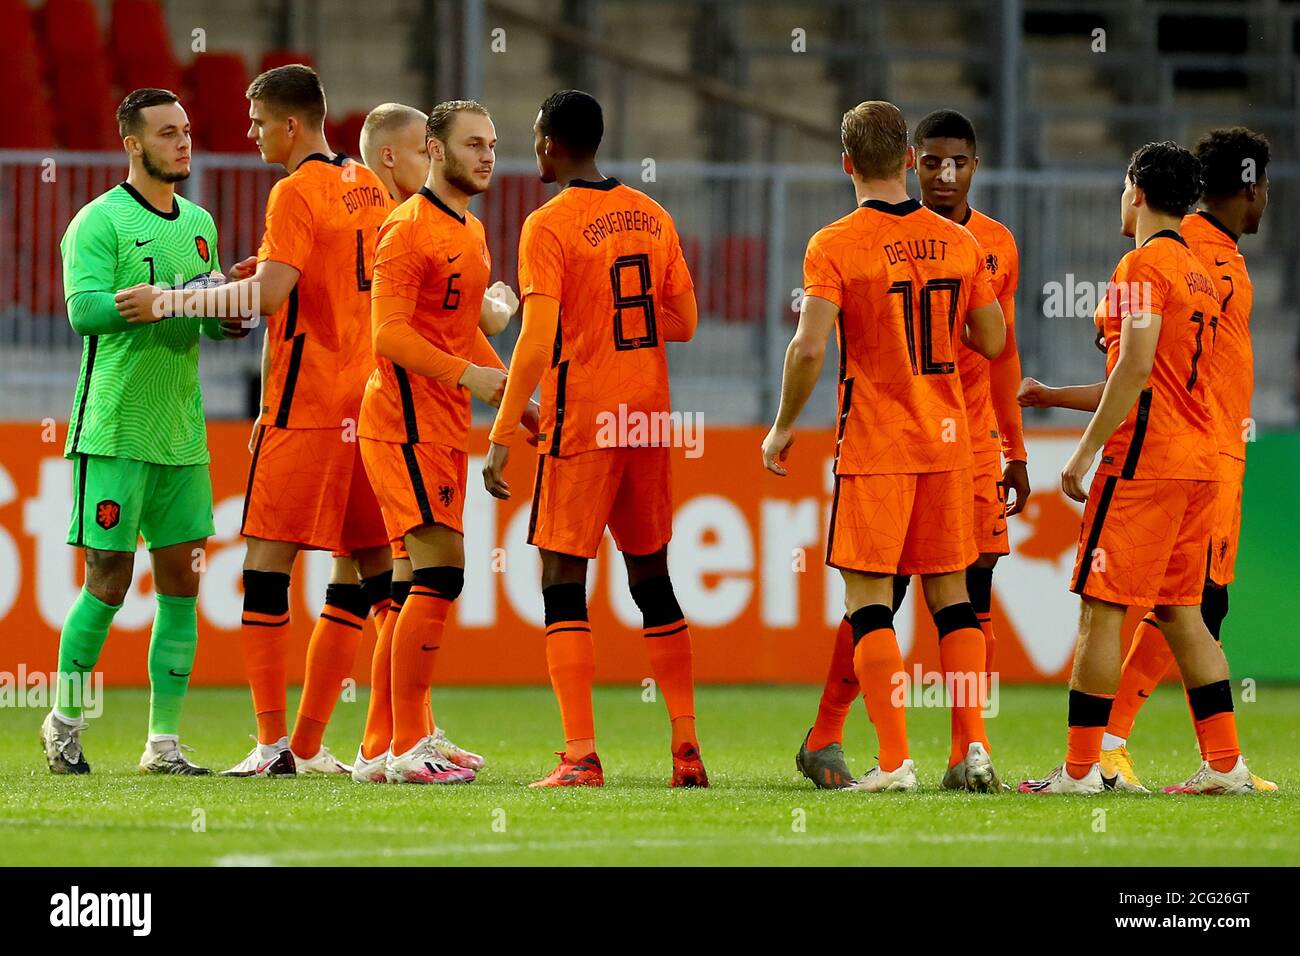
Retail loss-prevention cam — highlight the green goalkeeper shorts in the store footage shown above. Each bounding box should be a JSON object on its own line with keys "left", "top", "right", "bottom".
{"left": 67, "top": 454, "right": 216, "bottom": 552}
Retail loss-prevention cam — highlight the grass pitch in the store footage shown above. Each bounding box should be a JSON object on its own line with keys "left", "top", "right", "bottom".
{"left": 1, "top": 684, "right": 1296, "bottom": 866}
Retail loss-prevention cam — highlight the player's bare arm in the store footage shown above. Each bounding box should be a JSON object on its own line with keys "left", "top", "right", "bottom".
{"left": 114, "top": 258, "right": 300, "bottom": 328}
{"left": 762, "top": 293, "right": 836, "bottom": 476}
{"left": 962, "top": 299, "right": 1006, "bottom": 359}
{"left": 1060, "top": 314, "right": 1161, "bottom": 502}
{"left": 1018, "top": 377, "right": 1105, "bottom": 412}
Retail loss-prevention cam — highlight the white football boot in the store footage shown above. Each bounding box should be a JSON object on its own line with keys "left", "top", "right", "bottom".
{"left": 848, "top": 758, "right": 918, "bottom": 793}
{"left": 292, "top": 744, "right": 352, "bottom": 775}
{"left": 138, "top": 737, "right": 211, "bottom": 775}
{"left": 41, "top": 711, "right": 90, "bottom": 775}
{"left": 940, "top": 742, "right": 1003, "bottom": 792}
{"left": 351, "top": 746, "right": 390, "bottom": 783}
{"left": 432, "top": 727, "right": 485, "bottom": 770}
{"left": 220, "top": 736, "right": 296, "bottom": 777}
{"left": 1162, "top": 757, "right": 1256, "bottom": 795}
{"left": 1019, "top": 763, "right": 1105, "bottom": 794}
{"left": 386, "top": 736, "right": 476, "bottom": 784}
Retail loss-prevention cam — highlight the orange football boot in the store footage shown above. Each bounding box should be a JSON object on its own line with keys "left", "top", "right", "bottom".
{"left": 671, "top": 742, "right": 709, "bottom": 788}
{"left": 529, "top": 752, "right": 604, "bottom": 788}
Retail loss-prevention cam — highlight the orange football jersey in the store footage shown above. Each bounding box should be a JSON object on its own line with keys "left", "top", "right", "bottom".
{"left": 1182, "top": 211, "right": 1253, "bottom": 460}
{"left": 956, "top": 207, "right": 1019, "bottom": 459}
{"left": 358, "top": 187, "right": 492, "bottom": 450}
{"left": 1093, "top": 232, "right": 1220, "bottom": 481}
{"left": 517, "top": 177, "right": 693, "bottom": 457}
{"left": 803, "top": 198, "right": 996, "bottom": 475}
{"left": 257, "top": 153, "right": 392, "bottom": 429}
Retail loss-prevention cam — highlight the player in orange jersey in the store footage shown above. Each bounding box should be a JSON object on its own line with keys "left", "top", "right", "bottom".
{"left": 1018, "top": 129, "right": 1276, "bottom": 793}
{"left": 347, "top": 102, "right": 518, "bottom": 780}
{"left": 764, "top": 101, "right": 1006, "bottom": 794}
{"left": 1021, "top": 142, "right": 1260, "bottom": 795}
{"left": 119, "top": 66, "right": 397, "bottom": 777}
{"left": 796, "top": 108, "right": 1029, "bottom": 790}
{"left": 483, "top": 90, "right": 705, "bottom": 789}
{"left": 356, "top": 99, "right": 536, "bottom": 785}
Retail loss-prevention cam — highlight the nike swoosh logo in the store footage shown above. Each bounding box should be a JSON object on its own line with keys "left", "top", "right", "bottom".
{"left": 135, "top": 238, "right": 154, "bottom": 247}
{"left": 72, "top": 659, "right": 92, "bottom": 669}
{"left": 447, "top": 253, "right": 462, "bottom": 262}
{"left": 991, "top": 528, "right": 1006, "bottom": 536}
{"left": 1137, "top": 689, "right": 1150, "bottom": 698}
{"left": 420, "top": 644, "right": 441, "bottom": 651}
{"left": 1215, "top": 258, "right": 1230, "bottom": 266}
{"left": 169, "top": 669, "right": 191, "bottom": 678}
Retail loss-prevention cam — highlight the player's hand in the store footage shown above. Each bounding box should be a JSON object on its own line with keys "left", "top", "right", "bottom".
{"left": 761, "top": 425, "right": 795, "bottom": 476}
{"left": 1060, "top": 444, "right": 1094, "bottom": 503}
{"left": 481, "top": 281, "right": 519, "bottom": 324}
{"left": 482, "top": 442, "right": 511, "bottom": 499}
{"left": 115, "top": 284, "right": 166, "bottom": 323}
{"left": 227, "top": 256, "right": 258, "bottom": 282}
{"left": 460, "top": 364, "right": 507, "bottom": 406}
{"left": 1017, "top": 377, "right": 1053, "bottom": 408}
{"left": 1001, "top": 459, "right": 1031, "bottom": 517}
{"left": 521, "top": 400, "right": 541, "bottom": 447}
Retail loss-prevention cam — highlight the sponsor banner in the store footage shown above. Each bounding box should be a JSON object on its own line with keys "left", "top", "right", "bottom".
{"left": 0, "top": 422, "right": 1292, "bottom": 685}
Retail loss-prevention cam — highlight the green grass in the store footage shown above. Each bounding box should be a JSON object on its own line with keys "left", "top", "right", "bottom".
{"left": 2, "top": 685, "right": 1297, "bottom": 866}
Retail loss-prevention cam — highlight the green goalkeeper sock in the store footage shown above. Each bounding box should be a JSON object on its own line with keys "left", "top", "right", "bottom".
{"left": 147, "top": 593, "right": 199, "bottom": 738}
{"left": 55, "top": 588, "right": 120, "bottom": 720}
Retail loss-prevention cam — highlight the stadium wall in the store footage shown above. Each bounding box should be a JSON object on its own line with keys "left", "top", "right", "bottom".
{"left": 0, "top": 423, "right": 1295, "bottom": 685}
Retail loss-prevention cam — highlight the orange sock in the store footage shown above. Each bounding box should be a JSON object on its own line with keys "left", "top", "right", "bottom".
{"left": 936, "top": 605, "right": 989, "bottom": 767}
{"left": 644, "top": 618, "right": 697, "bottom": 750}
{"left": 360, "top": 579, "right": 407, "bottom": 760}
{"left": 1197, "top": 713, "right": 1242, "bottom": 772}
{"left": 546, "top": 621, "right": 595, "bottom": 759}
{"left": 1187, "top": 680, "right": 1240, "bottom": 771}
{"left": 240, "top": 570, "right": 291, "bottom": 744}
{"left": 390, "top": 577, "right": 453, "bottom": 755}
{"left": 849, "top": 605, "right": 908, "bottom": 773}
{"left": 291, "top": 585, "right": 367, "bottom": 758}
{"left": 1066, "top": 689, "right": 1115, "bottom": 778}
{"left": 808, "top": 617, "right": 857, "bottom": 751}
{"left": 1106, "top": 614, "right": 1174, "bottom": 740}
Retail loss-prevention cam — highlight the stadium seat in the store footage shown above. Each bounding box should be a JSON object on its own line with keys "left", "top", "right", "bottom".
{"left": 260, "top": 49, "right": 314, "bottom": 73}
{"left": 110, "top": 0, "right": 183, "bottom": 94}
{"left": 0, "top": 0, "right": 55, "bottom": 147}
{"left": 38, "top": 0, "right": 119, "bottom": 148}
{"left": 333, "top": 112, "right": 367, "bottom": 159}
{"left": 708, "top": 234, "right": 767, "bottom": 322}
{"left": 189, "top": 52, "right": 252, "bottom": 153}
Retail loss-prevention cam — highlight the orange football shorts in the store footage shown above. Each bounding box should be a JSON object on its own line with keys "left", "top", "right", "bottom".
{"left": 242, "top": 425, "right": 387, "bottom": 552}
{"left": 827, "top": 467, "right": 977, "bottom": 576}
{"left": 1071, "top": 474, "right": 1216, "bottom": 607}
{"left": 527, "top": 445, "right": 673, "bottom": 559}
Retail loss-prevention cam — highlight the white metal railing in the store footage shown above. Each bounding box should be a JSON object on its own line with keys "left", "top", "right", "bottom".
{"left": 2, "top": 151, "right": 1296, "bottom": 428}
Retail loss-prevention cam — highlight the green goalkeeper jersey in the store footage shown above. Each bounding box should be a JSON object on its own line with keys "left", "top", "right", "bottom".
{"left": 61, "top": 182, "right": 223, "bottom": 466}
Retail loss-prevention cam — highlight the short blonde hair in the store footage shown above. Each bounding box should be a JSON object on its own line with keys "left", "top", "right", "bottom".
{"left": 359, "top": 103, "right": 427, "bottom": 168}
{"left": 841, "top": 101, "right": 908, "bottom": 179}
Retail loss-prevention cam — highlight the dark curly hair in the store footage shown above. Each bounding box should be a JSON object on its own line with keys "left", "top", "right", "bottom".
{"left": 913, "top": 108, "right": 977, "bottom": 150}
{"left": 1194, "top": 127, "right": 1271, "bottom": 198}
{"left": 538, "top": 90, "right": 603, "bottom": 158}
{"left": 1126, "top": 141, "right": 1203, "bottom": 216}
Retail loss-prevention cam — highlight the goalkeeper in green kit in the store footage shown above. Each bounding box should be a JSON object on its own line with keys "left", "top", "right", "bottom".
{"left": 41, "top": 89, "right": 250, "bottom": 775}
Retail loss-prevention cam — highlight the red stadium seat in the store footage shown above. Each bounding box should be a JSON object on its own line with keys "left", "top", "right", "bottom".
{"left": 333, "top": 112, "right": 367, "bottom": 159}
{"left": 260, "top": 49, "right": 314, "bottom": 73}
{"left": 0, "top": 0, "right": 55, "bottom": 147}
{"left": 38, "top": 0, "right": 118, "bottom": 148}
{"left": 188, "top": 52, "right": 252, "bottom": 153}
{"left": 708, "top": 234, "right": 767, "bottom": 322}
{"left": 110, "top": 0, "right": 183, "bottom": 94}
